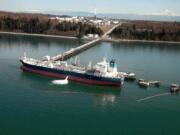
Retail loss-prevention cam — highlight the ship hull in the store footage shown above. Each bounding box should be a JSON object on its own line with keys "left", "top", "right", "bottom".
{"left": 20, "top": 61, "right": 123, "bottom": 87}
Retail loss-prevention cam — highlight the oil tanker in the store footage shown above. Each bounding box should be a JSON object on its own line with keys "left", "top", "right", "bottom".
{"left": 20, "top": 55, "right": 125, "bottom": 87}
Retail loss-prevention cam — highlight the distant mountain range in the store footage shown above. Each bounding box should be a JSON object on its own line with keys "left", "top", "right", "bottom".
{"left": 43, "top": 11, "right": 180, "bottom": 22}
{"left": 1, "top": 10, "right": 180, "bottom": 22}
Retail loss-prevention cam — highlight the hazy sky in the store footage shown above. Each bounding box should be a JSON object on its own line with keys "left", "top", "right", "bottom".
{"left": 0, "top": 0, "right": 180, "bottom": 15}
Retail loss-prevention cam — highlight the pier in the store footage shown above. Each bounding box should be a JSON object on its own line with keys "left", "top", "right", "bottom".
{"left": 51, "top": 38, "right": 101, "bottom": 61}
{"left": 51, "top": 23, "right": 121, "bottom": 61}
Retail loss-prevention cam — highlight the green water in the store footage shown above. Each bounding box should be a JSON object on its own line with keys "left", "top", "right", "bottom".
{"left": 0, "top": 34, "right": 180, "bottom": 135}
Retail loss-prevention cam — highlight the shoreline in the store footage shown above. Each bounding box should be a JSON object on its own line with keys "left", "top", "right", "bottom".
{"left": 0, "top": 31, "right": 180, "bottom": 44}
{"left": 103, "top": 38, "right": 180, "bottom": 44}
{"left": 0, "top": 31, "right": 78, "bottom": 40}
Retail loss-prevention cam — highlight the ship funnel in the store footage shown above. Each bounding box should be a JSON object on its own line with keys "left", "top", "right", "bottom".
{"left": 110, "top": 59, "right": 115, "bottom": 68}
{"left": 109, "top": 59, "right": 117, "bottom": 73}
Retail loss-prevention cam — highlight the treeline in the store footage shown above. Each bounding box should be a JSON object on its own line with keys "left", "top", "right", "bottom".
{"left": 110, "top": 22, "right": 180, "bottom": 41}
{"left": 56, "top": 21, "right": 103, "bottom": 37}
{"left": 0, "top": 16, "right": 51, "bottom": 33}
{"left": 0, "top": 16, "right": 103, "bottom": 37}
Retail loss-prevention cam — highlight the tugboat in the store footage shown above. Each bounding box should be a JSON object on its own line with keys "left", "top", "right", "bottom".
{"left": 124, "top": 73, "right": 136, "bottom": 81}
{"left": 149, "top": 81, "right": 161, "bottom": 87}
{"left": 170, "top": 84, "right": 179, "bottom": 93}
{"left": 138, "top": 79, "right": 150, "bottom": 88}
{"left": 20, "top": 55, "right": 125, "bottom": 87}
{"left": 138, "top": 79, "right": 161, "bottom": 88}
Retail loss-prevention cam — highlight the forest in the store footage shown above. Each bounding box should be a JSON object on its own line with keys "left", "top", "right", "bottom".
{"left": 0, "top": 16, "right": 103, "bottom": 38}
{"left": 110, "top": 21, "right": 180, "bottom": 41}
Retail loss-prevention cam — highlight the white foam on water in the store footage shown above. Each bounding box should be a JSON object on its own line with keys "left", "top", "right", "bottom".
{"left": 51, "top": 76, "right": 69, "bottom": 85}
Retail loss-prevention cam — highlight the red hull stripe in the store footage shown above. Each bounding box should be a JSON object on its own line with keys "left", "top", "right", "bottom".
{"left": 21, "top": 66, "right": 121, "bottom": 87}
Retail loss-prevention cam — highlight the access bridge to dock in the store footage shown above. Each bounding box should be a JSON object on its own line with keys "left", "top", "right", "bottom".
{"left": 51, "top": 23, "right": 121, "bottom": 61}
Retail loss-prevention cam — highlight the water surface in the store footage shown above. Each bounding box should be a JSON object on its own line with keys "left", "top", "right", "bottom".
{"left": 0, "top": 34, "right": 180, "bottom": 135}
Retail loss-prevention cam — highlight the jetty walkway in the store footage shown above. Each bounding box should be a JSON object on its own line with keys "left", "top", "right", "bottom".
{"left": 51, "top": 23, "right": 121, "bottom": 61}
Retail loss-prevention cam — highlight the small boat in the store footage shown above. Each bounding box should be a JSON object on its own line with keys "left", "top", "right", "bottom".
{"left": 52, "top": 76, "right": 69, "bottom": 85}
{"left": 139, "top": 81, "right": 150, "bottom": 88}
{"left": 138, "top": 79, "right": 150, "bottom": 88}
{"left": 125, "top": 73, "right": 136, "bottom": 81}
{"left": 149, "top": 81, "right": 161, "bottom": 87}
{"left": 138, "top": 79, "right": 145, "bottom": 83}
{"left": 170, "top": 84, "right": 179, "bottom": 93}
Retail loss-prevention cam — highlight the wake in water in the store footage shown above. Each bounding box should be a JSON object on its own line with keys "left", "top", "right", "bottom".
{"left": 51, "top": 76, "right": 69, "bottom": 85}
{"left": 137, "top": 92, "right": 171, "bottom": 102}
